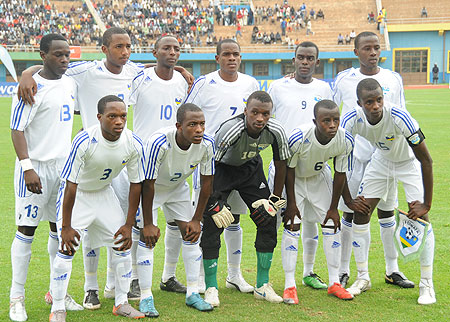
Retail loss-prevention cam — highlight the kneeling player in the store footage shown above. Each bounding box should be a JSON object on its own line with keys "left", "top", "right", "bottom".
{"left": 282, "top": 100, "right": 369, "bottom": 304}
{"left": 50, "top": 96, "right": 146, "bottom": 321}
{"left": 201, "top": 91, "right": 290, "bottom": 306}
{"left": 342, "top": 78, "right": 435, "bottom": 305}
{"left": 137, "top": 104, "right": 214, "bottom": 316}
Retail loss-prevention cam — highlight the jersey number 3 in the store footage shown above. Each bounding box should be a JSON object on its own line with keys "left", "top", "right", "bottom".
{"left": 100, "top": 168, "right": 112, "bottom": 180}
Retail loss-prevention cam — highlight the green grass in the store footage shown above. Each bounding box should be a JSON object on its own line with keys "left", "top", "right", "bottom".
{"left": 1, "top": 89, "right": 450, "bottom": 321}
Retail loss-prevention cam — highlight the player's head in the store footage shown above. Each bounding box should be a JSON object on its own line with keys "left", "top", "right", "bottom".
{"left": 176, "top": 103, "right": 205, "bottom": 146}
{"left": 313, "top": 99, "right": 340, "bottom": 141}
{"left": 39, "top": 33, "right": 70, "bottom": 79}
{"left": 354, "top": 32, "right": 380, "bottom": 73}
{"left": 293, "top": 41, "right": 320, "bottom": 82}
{"left": 97, "top": 95, "right": 127, "bottom": 141}
{"left": 153, "top": 35, "right": 180, "bottom": 69}
{"left": 244, "top": 91, "right": 273, "bottom": 137}
{"left": 356, "top": 78, "right": 384, "bottom": 123}
{"left": 102, "top": 27, "right": 131, "bottom": 68}
{"left": 215, "top": 39, "right": 241, "bottom": 76}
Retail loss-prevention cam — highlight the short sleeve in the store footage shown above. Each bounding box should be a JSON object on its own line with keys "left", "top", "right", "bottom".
{"left": 287, "top": 128, "right": 303, "bottom": 168}
{"left": 200, "top": 134, "right": 215, "bottom": 176}
{"left": 126, "top": 133, "right": 146, "bottom": 183}
{"left": 61, "top": 131, "right": 91, "bottom": 183}
{"left": 144, "top": 133, "right": 168, "bottom": 180}
{"left": 334, "top": 131, "right": 354, "bottom": 173}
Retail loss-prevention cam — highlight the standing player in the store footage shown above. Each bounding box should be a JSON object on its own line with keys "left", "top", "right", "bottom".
{"left": 341, "top": 79, "right": 435, "bottom": 305}
{"left": 49, "top": 95, "right": 146, "bottom": 322}
{"left": 332, "top": 31, "right": 413, "bottom": 289}
{"left": 185, "top": 39, "right": 260, "bottom": 295}
{"left": 137, "top": 104, "right": 215, "bottom": 316}
{"left": 9, "top": 34, "right": 82, "bottom": 322}
{"left": 267, "top": 41, "right": 333, "bottom": 299}
{"left": 201, "top": 91, "right": 290, "bottom": 305}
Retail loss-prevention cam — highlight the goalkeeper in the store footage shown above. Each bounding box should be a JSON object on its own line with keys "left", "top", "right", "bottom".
{"left": 200, "top": 91, "right": 290, "bottom": 306}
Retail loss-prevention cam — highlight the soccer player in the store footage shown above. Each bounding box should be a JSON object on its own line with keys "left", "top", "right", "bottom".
{"left": 332, "top": 31, "right": 413, "bottom": 289}
{"left": 9, "top": 34, "right": 82, "bottom": 322}
{"left": 185, "top": 39, "right": 260, "bottom": 295}
{"left": 341, "top": 78, "right": 435, "bottom": 305}
{"left": 137, "top": 104, "right": 215, "bottom": 316}
{"left": 267, "top": 41, "right": 333, "bottom": 297}
{"left": 201, "top": 91, "right": 290, "bottom": 305}
{"left": 283, "top": 100, "right": 370, "bottom": 304}
{"left": 49, "top": 95, "right": 146, "bottom": 322}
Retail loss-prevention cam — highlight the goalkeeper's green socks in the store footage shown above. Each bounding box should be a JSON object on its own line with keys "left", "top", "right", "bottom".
{"left": 256, "top": 252, "right": 273, "bottom": 288}
{"left": 203, "top": 258, "right": 219, "bottom": 289}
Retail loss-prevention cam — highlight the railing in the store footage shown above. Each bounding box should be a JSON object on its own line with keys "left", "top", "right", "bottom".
{"left": 387, "top": 17, "right": 450, "bottom": 24}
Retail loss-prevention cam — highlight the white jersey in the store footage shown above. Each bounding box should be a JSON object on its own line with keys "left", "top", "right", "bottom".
{"left": 61, "top": 125, "right": 145, "bottom": 191}
{"left": 332, "top": 67, "right": 406, "bottom": 116}
{"left": 288, "top": 124, "right": 354, "bottom": 178}
{"left": 145, "top": 127, "right": 215, "bottom": 188}
{"left": 10, "top": 73, "right": 76, "bottom": 161}
{"left": 184, "top": 70, "right": 260, "bottom": 135}
{"left": 129, "top": 67, "right": 188, "bottom": 142}
{"left": 341, "top": 105, "right": 419, "bottom": 162}
{"left": 268, "top": 77, "right": 332, "bottom": 135}
{"left": 66, "top": 59, "right": 145, "bottom": 128}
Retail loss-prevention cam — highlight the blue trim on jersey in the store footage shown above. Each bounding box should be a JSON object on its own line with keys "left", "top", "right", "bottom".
{"left": 341, "top": 109, "right": 357, "bottom": 129}
{"left": 345, "top": 131, "right": 355, "bottom": 147}
{"left": 146, "top": 135, "right": 167, "bottom": 179}
{"left": 11, "top": 99, "right": 26, "bottom": 130}
{"left": 331, "top": 68, "right": 353, "bottom": 102}
{"left": 183, "top": 76, "right": 206, "bottom": 103}
{"left": 126, "top": 60, "right": 145, "bottom": 69}
{"left": 55, "top": 181, "right": 65, "bottom": 221}
{"left": 18, "top": 166, "right": 27, "bottom": 198}
{"left": 288, "top": 130, "right": 303, "bottom": 148}
{"left": 68, "top": 60, "right": 90, "bottom": 68}
{"left": 132, "top": 133, "right": 146, "bottom": 177}
{"left": 60, "top": 132, "right": 90, "bottom": 179}
{"left": 202, "top": 134, "right": 216, "bottom": 174}
{"left": 391, "top": 107, "right": 417, "bottom": 134}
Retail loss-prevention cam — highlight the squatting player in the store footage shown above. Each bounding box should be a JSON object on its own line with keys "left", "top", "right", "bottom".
{"left": 200, "top": 91, "right": 290, "bottom": 305}
{"left": 341, "top": 79, "right": 435, "bottom": 305}
{"left": 49, "top": 95, "right": 146, "bottom": 322}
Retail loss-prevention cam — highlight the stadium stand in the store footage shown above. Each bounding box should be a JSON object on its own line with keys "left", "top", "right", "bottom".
{"left": 383, "top": 0, "right": 450, "bottom": 23}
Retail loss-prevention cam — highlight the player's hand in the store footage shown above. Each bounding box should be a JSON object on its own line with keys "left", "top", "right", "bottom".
{"left": 60, "top": 226, "right": 80, "bottom": 256}
{"left": 18, "top": 74, "right": 37, "bottom": 105}
{"left": 323, "top": 208, "right": 341, "bottom": 233}
{"left": 185, "top": 220, "right": 201, "bottom": 243}
{"left": 142, "top": 224, "right": 160, "bottom": 248}
{"left": 24, "top": 169, "right": 42, "bottom": 194}
{"left": 281, "top": 204, "right": 301, "bottom": 231}
{"left": 175, "top": 66, "right": 195, "bottom": 92}
{"left": 407, "top": 200, "right": 430, "bottom": 220}
{"left": 346, "top": 196, "right": 370, "bottom": 215}
{"left": 114, "top": 224, "right": 133, "bottom": 251}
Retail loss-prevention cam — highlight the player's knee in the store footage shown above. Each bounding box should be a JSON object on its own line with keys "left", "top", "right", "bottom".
{"left": 18, "top": 225, "right": 37, "bottom": 237}
{"left": 231, "top": 214, "right": 240, "bottom": 224}
{"left": 49, "top": 222, "right": 57, "bottom": 232}
{"left": 377, "top": 209, "right": 394, "bottom": 219}
{"left": 58, "top": 249, "right": 75, "bottom": 257}
{"left": 343, "top": 212, "right": 354, "bottom": 222}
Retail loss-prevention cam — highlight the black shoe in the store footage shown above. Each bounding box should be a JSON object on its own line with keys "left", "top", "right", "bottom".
{"left": 127, "top": 279, "right": 141, "bottom": 301}
{"left": 339, "top": 273, "right": 350, "bottom": 288}
{"left": 83, "top": 290, "right": 101, "bottom": 310}
{"left": 160, "top": 277, "right": 187, "bottom": 293}
{"left": 385, "top": 272, "right": 415, "bottom": 288}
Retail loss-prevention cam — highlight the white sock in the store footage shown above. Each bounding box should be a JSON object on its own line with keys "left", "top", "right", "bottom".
{"left": 131, "top": 227, "right": 140, "bottom": 281}
{"left": 111, "top": 248, "right": 132, "bottom": 306}
{"left": 106, "top": 247, "right": 115, "bottom": 290}
{"left": 301, "top": 221, "right": 318, "bottom": 277}
{"left": 322, "top": 227, "right": 341, "bottom": 285}
{"left": 137, "top": 241, "right": 154, "bottom": 300}
{"left": 83, "top": 246, "right": 99, "bottom": 291}
{"left": 420, "top": 224, "right": 434, "bottom": 280}
{"left": 51, "top": 253, "right": 73, "bottom": 312}
{"left": 182, "top": 240, "right": 202, "bottom": 297}
{"left": 281, "top": 228, "right": 300, "bottom": 289}
{"left": 224, "top": 223, "right": 243, "bottom": 278}
{"left": 339, "top": 217, "right": 352, "bottom": 276}
{"left": 162, "top": 224, "right": 182, "bottom": 283}
{"left": 379, "top": 216, "right": 399, "bottom": 275}
{"left": 352, "top": 223, "right": 370, "bottom": 281}
{"left": 48, "top": 231, "right": 58, "bottom": 290}
{"left": 10, "top": 231, "right": 33, "bottom": 299}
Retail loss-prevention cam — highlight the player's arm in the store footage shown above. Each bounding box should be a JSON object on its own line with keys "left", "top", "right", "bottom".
{"left": 342, "top": 178, "right": 370, "bottom": 215}
{"left": 11, "top": 130, "right": 42, "bottom": 194}
{"left": 60, "top": 180, "right": 81, "bottom": 255}
{"left": 141, "top": 179, "right": 161, "bottom": 248}
{"left": 272, "top": 159, "right": 287, "bottom": 197}
{"left": 17, "top": 65, "right": 42, "bottom": 105}
{"left": 323, "top": 170, "right": 346, "bottom": 232}
{"left": 283, "top": 166, "right": 301, "bottom": 230}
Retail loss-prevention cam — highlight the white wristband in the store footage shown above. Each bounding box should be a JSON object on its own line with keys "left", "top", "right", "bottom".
{"left": 19, "top": 158, "right": 33, "bottom": 172}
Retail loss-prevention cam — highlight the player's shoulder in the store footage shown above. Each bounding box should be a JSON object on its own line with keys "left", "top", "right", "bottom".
{"left": 147, "top": 127, "right": 171, "bottom": 148}
{"left": 341, "top": 107, "right": 361, "bottom": 126}
{"left": 72, "top": 127, "right": 92, "bottom": 150}
{"left": 334, "top": 67, "right": 356, "bottom": 83}
{"left": 379, "top": 67, "right": 402, "bottom": 80}
{"left": 201, "top": 133, "right": 215, "bottom": 148}
{"left": 66, "top": 60, "right": 98, "bottom": 76}
{"left": 266, "top": 117, "right": 288, "bottom": 137}
{"left": 217, "top": 113, "right": 245, "bottom": 134}
{"left": 288, "top": 125, "right": 308, "bottom": 148}
{"left": 337, "top": 127, "right": 355, "bottom": 145}
{"left": 268, "top": 76, "right": 291, "bottom": 90}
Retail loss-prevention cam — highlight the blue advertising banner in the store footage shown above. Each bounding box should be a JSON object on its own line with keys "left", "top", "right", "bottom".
{"left": 0, "top": 82, "right": 17, "bottom": 97}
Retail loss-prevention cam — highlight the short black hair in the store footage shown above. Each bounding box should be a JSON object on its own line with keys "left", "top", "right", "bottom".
{"left": 356, "top": 78, "right": 382, "bottom": 100}
{"left": 313, "top": 99, "right": 338, "bottom": 119}
{"left": 177, "top": 103, "right": 202, "bottom": 123}
{"left": 154, "top": 34, "right": 179, "bottom": 50}
{"left": 354, "top": 31, "right": 378, "bottom": 49}
{"left": 216, "top": 39, "right": 241, "bottom": 55}
{"left": 40, "top": 33, "right": 67, "bottom": 53}
{"left": 295, "top": 41, "right": 319, "bottom": 58}
{"left": 247, "top": 90, "right": 273, "bottom": 106}
{"left": 97, "top": 95, "right": 125, "bottom": 114}
{"left": 102, "top": 27, "right": 128, "bottom": 47}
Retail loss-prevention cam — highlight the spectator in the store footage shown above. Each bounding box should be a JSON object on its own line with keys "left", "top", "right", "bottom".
{"left": 350, "top": 29, "right": 356, "bottom": 43}
{"left": 337, "top": 33, "right": 344, "bottom": 45}
{"left": 432, "top": 64, "right": 439, "bottom": 84}
{"left": 275, "top": 31, "right": 282, "bottom": 43}
{"left": 345, "top": 34, "right": 351, "bottom": 44}
{"left": 309, "top": 8, "right": 316, "bottom": 20}
{"left": 316, "top": 9, "right": 324, "bottom": 20}
{"left": 235, "top": 22, "right": 242, "bottom": 37}
{"left": 270, "top": 31, "right": 275, "bottom": 43}
{"left": 256, "top": 31, "right": 263, "bottom": 43}
{"left": 377, "top": 11, "right": 384, "bottom": 30}
{"left": 421, "top": 7, "right": 428, "bottom": 18}
{"left": 306, "top": 19, "right": 314, "bottom": 35}
{"left": 281, "top": 18, "right": 287, "bottom": 36}
{"left": 368, "top": 11, "right": 375, "bottom": 23}
{"left": 263, "top": 32, "right": 271, "bottom": 44}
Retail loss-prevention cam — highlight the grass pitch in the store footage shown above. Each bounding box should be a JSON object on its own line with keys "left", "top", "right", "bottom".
{"left": 0, "top": 88, "right": 449, "bottom": 321}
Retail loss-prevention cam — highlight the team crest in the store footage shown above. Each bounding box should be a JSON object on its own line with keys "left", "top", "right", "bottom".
{"left": 190, "top": 163, "right": 199, "bottom": 169}
{"left": 382, "top": 86, "right": 390, "bottom": 95}
{"left": 175, "top": 98, "right": 182, "bottom": 105}
{"left": 258, "top": 143, "right": 270, "bottom": 150}
{"left": 122, "top": 159, "right": 128, "bottom": 165}
{"left": 385, "top": 134, "right": 395, "bottom": 141}
{"left": 408, "top": 133, "right": 420, "bottom": 145}
{"left": 314, "top": 95, "right": 322, "bottom": 102}
{"left": 243, "top": 98, "right": 247, "bottom": 104}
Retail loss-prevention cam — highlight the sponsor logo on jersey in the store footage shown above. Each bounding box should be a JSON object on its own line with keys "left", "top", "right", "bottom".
{"left": 304, "top": 138, "right": 310, "bottom": 144}
{"left": 259, "top": 182, "right": 266, "bottom": 189}
{"left": 285, "top": 245, "right": 298, "bottom": 252}
{"left": 190, "top": 163, "right": 199, "bottom": 169}
{"left": 258, "top": 143, "right": 270, "bottom": 150}
{"left": 385, "top": 134, "right": 395, "bottom": 141}
{"left": 249, "top": 142, "right": 258, "bottom": 147}
{"left": 175, "top": 98, "right": 182, "bottom": 105}
{"left": 357, "top": 118, "right": 364, "bottom": 123}
{"left": 332, "top": 241, "right": 341, "bottom": 248}
{"left": 350, "top": 73, "right": 356, "bottom": 77}
{"left": 382, "top": 86, "right": 390, "bottom": 95}
{"left": 91, "top": 137, "right": 98, "bottom": 143}
{"left": 408, "top": 133, "right": 420, "bottom": 145}
{"left": 97, "top": 66, "right": 103, "bottom": 72}
{"left": 54, "top": 273, "right": 68, "bottom": 281}
{"left": 209, "top": 79, "right": 216, "bottom": 84}
{"left": 144, "top": 76, "right": 152, "bottom": 82}
{"left": 37, "top": 83, "right": 44, "bottom": 90}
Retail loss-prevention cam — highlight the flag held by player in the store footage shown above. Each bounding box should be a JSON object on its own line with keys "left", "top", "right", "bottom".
{"left": 394, "top": 209, "right": 429, "bottom": 262}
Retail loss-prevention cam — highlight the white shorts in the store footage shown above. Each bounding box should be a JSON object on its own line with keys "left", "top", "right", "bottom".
{"left": 358, "top": 154, "right": 423, "bottom": 211}
{"left": 111, "top": 168, "right": 130, "bottom": 217}
{"left": 137, "top": 181, "right": 193, "bottom": 228}
{"left": 14, "top": 158, "right": 65, "bottom": 226}
{"left": 192, "top": 167, "right": 247, "bottom": 214}
{"left": 56, "top": 184, "right": 125, "bottom": 250}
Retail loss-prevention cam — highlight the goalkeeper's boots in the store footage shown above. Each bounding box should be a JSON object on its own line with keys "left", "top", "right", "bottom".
{"left": 418, "top": 278, "right": 436, "bottom": 305}
{"left": 385, "top": 272, "right": 415, "bottom": 288}
{"left": 282, "top": 286, "right": 299, "bottom": 305}
{"left": 226, "top": 272, "right": 254, "bottom": 293}
{"left": 302, "top": 273, "right": 328, "bottom": 289}
{"left": 254, "top": 283, "right": 283, "bottom": 303}
{"left": 328, "top": 283, "right": 354, "bottom": 300}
